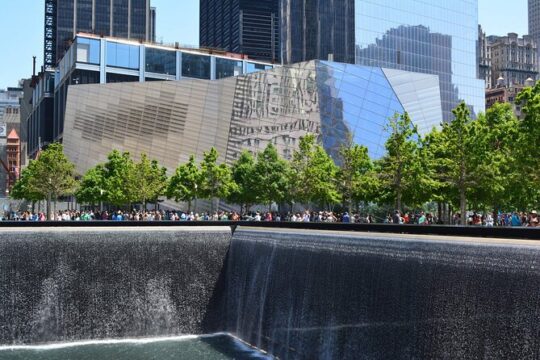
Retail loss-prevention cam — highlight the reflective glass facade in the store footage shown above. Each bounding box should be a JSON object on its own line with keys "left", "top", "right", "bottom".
{"left": 76, "top": 38, "right": 100, "bottom": 64}
{"left": 107, "top": 42, "right": 140, "bottom": 69}
{"left": 354, "top": 0, "right": 484, "bottom": 121}
{"left": 216, "top": 58, "right": 243, "bottom": 79}
{"left": 146, "top": 48, "right": 176, "bottom": 75}
{"left": 281, "top": 0, "right": 355, "bottom": 64}
{"left": 182, "top": 53, "right": 211, "bottom": 80}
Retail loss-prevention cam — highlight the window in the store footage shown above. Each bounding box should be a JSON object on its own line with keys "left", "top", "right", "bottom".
{"left": 182, "top": 53, "right": 210, "bottom": 79}
{"left": 246, "top": 62, "right": 272, "bottom": 73}
{"left": 106, "top": 42, "right": 140, "bottom": 69}
{"left": 145, "top": 48, "right": 176, "bottom": 75}
{"left": 76, "top": 38, "right": 100, "bottom": 64}
{"left": 215, "top": 58, "right": 243, "bottom": 79}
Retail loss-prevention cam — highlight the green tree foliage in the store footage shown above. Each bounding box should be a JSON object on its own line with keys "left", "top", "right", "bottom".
{"left": 134, "top": 153, "right": 167, "bottom": 209}
{"left": 427, "top": 102, "right": 486, "bottom": 224}
{"left": 377, "top": 112, "right": 427, "bottom": 211}
{"left": 75, "top": 165, "right": 106, "bottom": 205}
{"left": 227, "top": 150, "right": 258, "bottom": 212}
{"left": 26, "top": 143, "right": 76, "bottom": 219}
{"left": 253, "top": 142, "right": 289, "bottom": 209}
{"left": 199, "top": 147, "right": 236, "bottom": 212}
{"left": 470, "top": 103, "right": 520, "bottom": 211}
{"left": 101, "top": 150, "right": 137, "bottom": 207}
{"left": 516, "top": 82, "right": 540, "bottom": 208}
{"left": 166, "top": 155, "right": 201, "bottom": 212}
{"left": 289, "top": 134, "right": 340, "bottom": 209}
{"left": 338, "top": 143, "right": 378, "bottom": 213}
{"left": 10, "top": 160, "right": 45, "bottom": 203}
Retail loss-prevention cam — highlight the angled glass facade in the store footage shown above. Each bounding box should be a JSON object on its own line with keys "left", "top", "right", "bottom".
{"left": 354, "top": 0, "right": 484, "bottom": 121}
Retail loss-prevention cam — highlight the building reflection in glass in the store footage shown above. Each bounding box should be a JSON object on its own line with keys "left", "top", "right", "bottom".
{"left": 354, "top": 0, "right": 484, "bottom": 120}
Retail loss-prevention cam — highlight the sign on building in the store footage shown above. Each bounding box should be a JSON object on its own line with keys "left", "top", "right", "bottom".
{"left": 0, "top": 123, "right": 6, "bottom": 137}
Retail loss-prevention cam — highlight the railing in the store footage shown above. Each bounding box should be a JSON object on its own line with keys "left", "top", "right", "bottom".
{"left": 0, "top": 221, "right": 539, "bottom": 240}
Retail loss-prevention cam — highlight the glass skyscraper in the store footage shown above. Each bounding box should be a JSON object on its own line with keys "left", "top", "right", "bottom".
{"left": 281, "top": 0, "right": 355, "bottom": 64}
{"left": 280, "top": 0, "right": 485, "bottom": 122}
{"left": 199, "top": 0, "right": 280, "bottom": 62}
{"left": 44, "top": 0, "right": 154, "bottom": 68}
{"left": 354, "top": 0, "right": 484, "bottom": 121}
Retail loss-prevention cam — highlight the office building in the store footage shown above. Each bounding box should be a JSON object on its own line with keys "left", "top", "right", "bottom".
{"left": 529, "top": 0, "right": 540, "bottom": 51}
{"left": 478, "top": 25, "right": 492, "bottom": 89}
{"left": 353, "top": 0, "right": 484, "bottom": 121}
{"left": 199, "top": 0, "right": 280, "bottom": 62}
{"left": 485, "top": 76, "right": 535, "bottom": 118}
{"left": 0, "top": 87, "right": 23, "bottom": 120}
{"left": 199, "top": 1, "right": 483, "bottom": 121}
{"left": 28, "top": 34, "right": 274, "bottom": 158}
{"left": 487, "top": 33, "right": 537, "bottom": 88}
{"left": 44, "top": 0, "right": 155, "bottom": 68}
{"left": 281, "top": 0, "right": 355, "bottom": 64}
{"left": 61, "top": 60, "right": 442, "bottom": 177}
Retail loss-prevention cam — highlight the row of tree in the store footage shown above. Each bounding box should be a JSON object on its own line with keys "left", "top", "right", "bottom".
{"left": 10, "top": 82, "right": 540, "bottom": 223}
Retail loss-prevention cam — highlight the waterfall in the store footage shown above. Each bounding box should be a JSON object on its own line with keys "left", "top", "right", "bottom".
{"left": 220, "top": 229, "right": 540, "bottom": 359}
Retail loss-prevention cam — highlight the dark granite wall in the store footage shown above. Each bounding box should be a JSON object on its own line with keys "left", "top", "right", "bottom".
{"left": 218, "top": 229, "right": 540, "bottom": 359}
{"left": 0, "top": 228, "right": 231, "bottom": 345}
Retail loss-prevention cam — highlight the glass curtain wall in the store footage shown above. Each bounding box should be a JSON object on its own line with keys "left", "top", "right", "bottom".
{"left": 354, "top": 0, "right": 485, "bottom": 121}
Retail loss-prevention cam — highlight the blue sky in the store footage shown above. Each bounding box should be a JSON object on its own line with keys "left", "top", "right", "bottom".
{"left": 0, "top": 0, "right": 528, "bottom": 89}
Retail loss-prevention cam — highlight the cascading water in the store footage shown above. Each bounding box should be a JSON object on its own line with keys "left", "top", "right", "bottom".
{"left": 2, "top": 225, "right": 540, "bottom": 359}
{"left": 0, "top": 227, "right": 232, "bottom": 344}
{"left": 218, "top": 228, "right": 540, "bottom": 359}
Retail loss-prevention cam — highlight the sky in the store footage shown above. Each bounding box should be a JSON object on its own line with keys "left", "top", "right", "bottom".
{"left": 0, "top": 0, "right": 529, "bottom": 89}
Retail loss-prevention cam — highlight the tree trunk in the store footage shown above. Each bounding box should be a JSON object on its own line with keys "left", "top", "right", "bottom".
{"left": 460, "top": 188, "right": 467, "bottom": 226}
{"left": 46, "top": 193, "right": 52, "bottom": 221}
{"left": 187, "top": 200, "right": 192, "bottom": 213}
{"left": 396, "top": 189, "right": 402, "bottom": 213}
{"left": 53, "top": 198, "right": 57, "bottom": 220}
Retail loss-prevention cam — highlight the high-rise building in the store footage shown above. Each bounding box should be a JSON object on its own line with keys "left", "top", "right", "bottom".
{"left": 281, "top": 0, "right": 355, "bottom": 64}
{"left": 150, "top": 6, "right": 156, "bottom": 43}
{"left": 44, "top": 0, "right": 154, "bottom": 68}
{"left": 199, "top": 0, "right": 280, "bottom": 62}
{"left": 477, "top": 25, "right": 492, "bottom": 89}
{"left": 487, "top": 33, "right": 537, "bottom": 88}
{"left": 529, "top": 0, "right": 540, "bottom": 47}
{"left": 353, "top": 0, "right": 484, "bottom": 122}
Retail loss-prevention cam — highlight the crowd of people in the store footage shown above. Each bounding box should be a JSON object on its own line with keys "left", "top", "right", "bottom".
{"left": 1, "top": 208, "right": 539, "bottom": 227}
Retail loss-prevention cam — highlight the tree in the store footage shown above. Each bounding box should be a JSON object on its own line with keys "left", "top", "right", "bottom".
{"left": 469, "top": 104, "right": 520, "bottom": 213}
{"left": 288, "top": 134, "right": 340, "bottom": 209}
{"left": 199, "top": 148, "right": 235, "bottom": 212}
{"left": 133, "top": 153, "right": 167, "bottom": 209}
{"left": 429, "top": 102, "right": 486, "bottom": 225}
{"left": 515, "top": 81, "right": 540, "bottom": 208}
{"left": 102, "top": 150, "right": 137, "bottom": 208}
{"left": 253, "top": 142, "right": 289, "bottom": 210}
{"left": 305, "top": 145, "right": 340, "bottom": 209}
{"left": 227, "top": 150, "right": 258, "bottom": 213}
{"left": 75, "top": 165, "right": 106, "bottom": 206}
{"left": 10, "top": 160, "right": 45, "bottom": 205}
{"left": 338, "top": 143, "right": 378, "bottom": 213}
{"left": 26, "top": 143, "right": 76, "bottom": 220}
{"left": 377, "top": 112, "right": 426, "bottom": 212}
{"left": 166, "top": 155, "right": 201, "bottom": 212}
